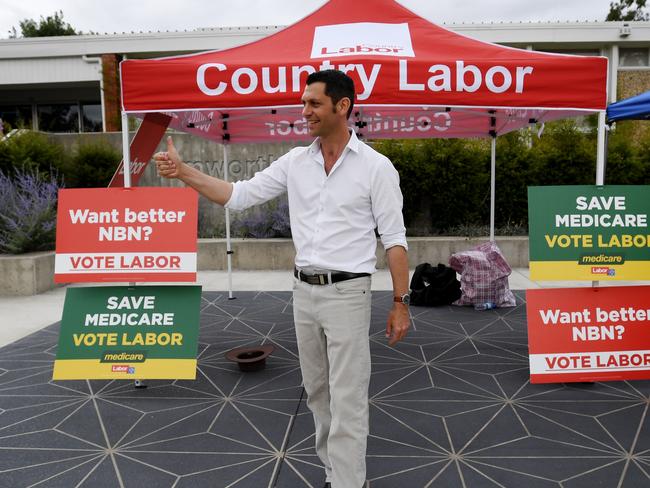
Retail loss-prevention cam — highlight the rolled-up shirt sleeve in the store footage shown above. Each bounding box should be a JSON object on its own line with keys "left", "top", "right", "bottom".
{"left": 224, "top": 153, "right": 290, "bottom": 211}
{"left": 371, "top": 157, "right": 408, "bottom": 251}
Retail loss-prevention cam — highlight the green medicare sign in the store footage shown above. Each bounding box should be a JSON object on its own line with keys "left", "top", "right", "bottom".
{"left": 53, "top": 286, "right": 202, "bottom": 380}
{"left": 528, "top": 185, "right": 650, "bottom": 281}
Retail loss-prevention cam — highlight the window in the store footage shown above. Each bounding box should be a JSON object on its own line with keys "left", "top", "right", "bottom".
{"left": 0, "top": 105, "right": 33, "bottom": 132}
{"left": 37, "top": 104, "right": 80, "bottom": 133}
{"left": 619, "top": 48, "right": 649, "bottom": 67}
{"left": 2, "top": 102, "right": 102, "bottom": 134}
{"left": 81, "top": 104, "right": 103, "bottom": 132}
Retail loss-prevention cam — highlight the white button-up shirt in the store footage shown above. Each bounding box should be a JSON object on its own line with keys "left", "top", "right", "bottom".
{"left": 225, "top": 131, "right": 407, "bottom": 273}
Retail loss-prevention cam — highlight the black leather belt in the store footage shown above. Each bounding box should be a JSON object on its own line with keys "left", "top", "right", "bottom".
{"left": 294, "top": 268, "right": 370, "bottom": 285}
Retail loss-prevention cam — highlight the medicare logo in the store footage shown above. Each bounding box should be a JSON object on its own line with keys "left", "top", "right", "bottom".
{"left": 311, "top": 22, "right": 415, "bottom": 59}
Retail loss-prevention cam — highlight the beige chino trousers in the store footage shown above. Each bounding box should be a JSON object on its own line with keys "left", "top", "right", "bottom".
{"left": 293, "top": 276, "right": 372, "bottom": 488}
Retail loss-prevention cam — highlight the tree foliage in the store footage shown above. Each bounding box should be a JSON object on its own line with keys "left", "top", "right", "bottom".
{"left": 373, "top": 120, "right": 650, "bottom": 236}
{"left": 8, "top": 10, "right": 78, "bottom": 38}
{"left": 606, "top": 0, "right": 650, "bottom": 21}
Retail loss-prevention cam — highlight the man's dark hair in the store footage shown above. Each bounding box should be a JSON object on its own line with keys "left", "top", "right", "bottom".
{"left": 306, "top": 69, "right": 355, "bottom": 119}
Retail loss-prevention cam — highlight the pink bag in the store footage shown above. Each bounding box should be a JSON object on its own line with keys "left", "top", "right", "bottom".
{"left": 449, "top": 241, "right": 516, "bottom": 308}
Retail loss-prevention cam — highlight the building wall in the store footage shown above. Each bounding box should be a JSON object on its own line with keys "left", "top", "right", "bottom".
{"left": 616, "top": 70, "right": 650, "bottom": 140}
{"left": 0, "top": 57, "right": 100, "bottom": 85}
{"left": 102, "top": 54, "right": 122, "bottom": 131}
{"left": 618, "top": 70, "right": 650, "bottom": 100}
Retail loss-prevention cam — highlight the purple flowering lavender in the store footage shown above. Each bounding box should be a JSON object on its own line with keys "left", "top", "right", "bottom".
{"left": 233, "top": 199, "right": 291, "bottom": 238}
{"left": 271, "top": 201, "right": 291, "bottom": 236}
{"left": 0, "top": 168, "right": 60, "bottom": 254}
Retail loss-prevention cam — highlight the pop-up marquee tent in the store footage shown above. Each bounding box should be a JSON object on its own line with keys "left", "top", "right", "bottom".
{"left": 602, "top": 90, "right": 650, "bottom": 180}
{"left": 119, "top": 0, "right": 609, "bottom": 292}
{"left": 607, "top": 90, "right": 650, "bottom": 122}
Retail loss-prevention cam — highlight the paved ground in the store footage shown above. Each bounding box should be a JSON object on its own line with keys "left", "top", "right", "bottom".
{"left": 0, "top": 271, "right": 649, "bottom": 487}
{"left": 1, "top": 289, "right": 649, "bottom": 487}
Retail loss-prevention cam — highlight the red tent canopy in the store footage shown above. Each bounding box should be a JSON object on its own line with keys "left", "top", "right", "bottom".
{"left": 121, "top": 0, "right": 608, "bottom": 142}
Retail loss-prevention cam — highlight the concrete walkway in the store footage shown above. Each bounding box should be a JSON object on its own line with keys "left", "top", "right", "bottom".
{"left": 1, "top": 268, "right": 649, "bottom": 348}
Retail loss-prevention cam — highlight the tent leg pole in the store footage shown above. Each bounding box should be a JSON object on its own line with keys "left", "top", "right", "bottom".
{"left": 121, "top": 112, "right": 131, "bottom": 188}
{"left": 490, "top": 135, "right": 496, "bottom": 242}
{"left": 223, "top": 144, "right": 234, "bottom": 300}
{"left": 596, "top": 111, "right": 606, "bottom": 186}
{"left": 122, "top": 113, "right": 145, "bottom": 388}
{"left": 593, "top": 110, "right": 608, "bottom": 290}
{"left": 604, "top": 125, "right": 609, "bottom": 182}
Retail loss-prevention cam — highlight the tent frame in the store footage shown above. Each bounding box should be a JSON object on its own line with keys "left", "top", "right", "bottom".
{"left": 119, "top": 108, "right": 608, "bottom": 296}
{"left": 118, "top": 0, "right": 610, "bottom": 296}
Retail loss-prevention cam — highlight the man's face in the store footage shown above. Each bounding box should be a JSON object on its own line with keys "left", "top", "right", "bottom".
{"left": 301, "top": 82, "right": 345, "bottom": 137}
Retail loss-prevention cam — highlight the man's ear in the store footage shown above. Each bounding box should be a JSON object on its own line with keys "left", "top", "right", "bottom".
{"left": 337, "top": 97, "right": 351, "bottom": 116}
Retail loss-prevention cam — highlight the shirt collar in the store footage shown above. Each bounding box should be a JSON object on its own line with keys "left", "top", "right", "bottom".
{"left": 347, "top": 129, "right": 360, "bottom": 154}
{"left": 308, "top": 129, "right": 361, "bottom": 157}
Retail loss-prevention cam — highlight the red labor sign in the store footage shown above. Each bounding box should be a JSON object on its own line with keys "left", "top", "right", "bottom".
{"left": 527, "top": 286, "right": 650, "bottom": 383}
{"left": 109, "top": 112, "right": 171, "bottom": 187}
{"left": 55, "top": 187, "right": 197, "bottom": 283}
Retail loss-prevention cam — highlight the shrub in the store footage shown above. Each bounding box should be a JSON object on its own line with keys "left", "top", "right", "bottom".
{"left": 634, "top": 137, "right": 650, "bottom": 184}
{"left": 375, "top": 119, "right": 650, "bottom": 235}
{"left": 0, "top": 131, "right": 67, "bottom": 180}
{"left": 0, "top": 132, "right": 122, "bottom": 188}
{"left": 444, "top": 223, "right": 528, "bottom": 237}
{"left": 375, "top": 138, "right": 489, "bottom": 235}
{"left": 606, "top": 135, "right": 645, "bottom": 184}
{"left": 62, "top": 142, "right": 121, "bottom": 187}
{"left": 0, "top": 168, "right": 60, "bottom": 254}
{"left": 493, "top": 130, "right": 537, "bottom": 228}
{"left": 608, "top": 123, "right": 650, "bottom": 184}
{"left": 529, "top": 119, "right": 596, "bottom": 186}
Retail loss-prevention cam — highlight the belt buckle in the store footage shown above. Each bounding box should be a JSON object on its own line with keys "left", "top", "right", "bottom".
{"left": 318, "top": 274, "right": 326, "bottom": 285}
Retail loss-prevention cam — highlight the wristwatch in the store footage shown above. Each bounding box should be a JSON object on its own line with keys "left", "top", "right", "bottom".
{"left": 394, "top": 293, "right": 410, "bottom": 306}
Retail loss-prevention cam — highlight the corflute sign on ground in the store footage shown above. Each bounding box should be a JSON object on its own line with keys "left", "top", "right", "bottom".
{"left": 53, "top": 286, "right": 202, "bottom": 380}
{"left": 528, "top": 185, "right": 650, "bottom": 281}
{"left": 527, "top": 286, "right": 650, "bottom": 383}
{"left": 55, "top": 187, "right": 198, "bottom": 282}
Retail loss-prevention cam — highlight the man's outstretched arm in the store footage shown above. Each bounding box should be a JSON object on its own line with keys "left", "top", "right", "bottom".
{"left": 154, "top": 136, "right": 233, "bottom": 206}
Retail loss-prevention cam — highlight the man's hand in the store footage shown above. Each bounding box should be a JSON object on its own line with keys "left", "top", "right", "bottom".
{"left": 386, "top": 304, "right": 410, "bottom": 346}
{"left": 153, "top": 135, "right": 233, "bottom": 205}
{"left": 154, "top": 136, "right": 184, "bottom": 179}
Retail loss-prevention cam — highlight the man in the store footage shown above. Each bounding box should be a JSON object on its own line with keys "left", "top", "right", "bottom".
{"left": 155, "top": 69, "right": 410, "bottom": 488}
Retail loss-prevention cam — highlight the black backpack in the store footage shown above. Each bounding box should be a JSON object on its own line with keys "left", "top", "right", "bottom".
{"left": 409, "top": 263, "right": 461, "bottom": 307}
